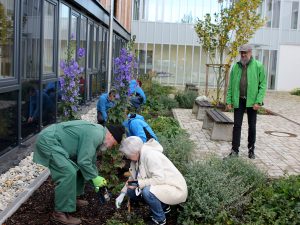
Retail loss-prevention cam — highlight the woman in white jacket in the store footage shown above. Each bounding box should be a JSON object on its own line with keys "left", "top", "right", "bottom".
{"left": 115, "top": 136, "right": 188, "bottom": 225}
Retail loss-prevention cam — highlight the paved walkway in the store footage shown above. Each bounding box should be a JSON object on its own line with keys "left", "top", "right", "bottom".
{"left": 173, "top": 91, "right": 300, "bottom": 178}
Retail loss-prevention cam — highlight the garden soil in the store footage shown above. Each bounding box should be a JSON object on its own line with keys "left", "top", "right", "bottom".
{"left": 4, "top": 178, "right": 179, "bottom": 225}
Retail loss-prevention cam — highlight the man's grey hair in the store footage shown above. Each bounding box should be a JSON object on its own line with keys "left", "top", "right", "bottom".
{"left": 119, "top": 136, "right": 143, "bottom": 157}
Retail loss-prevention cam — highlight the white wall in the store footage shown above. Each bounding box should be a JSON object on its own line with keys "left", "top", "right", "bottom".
{"left": 276, "top": 45, "right": 300, "bottom": 91}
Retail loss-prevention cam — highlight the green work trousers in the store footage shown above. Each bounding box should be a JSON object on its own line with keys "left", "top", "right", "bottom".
{"left": 49, "top": 152, "right": 85, "bottom": 212}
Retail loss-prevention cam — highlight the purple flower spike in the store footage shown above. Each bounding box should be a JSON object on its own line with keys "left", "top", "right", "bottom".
{"left": 78, "top": 48, "right": 85, "bottom": 58}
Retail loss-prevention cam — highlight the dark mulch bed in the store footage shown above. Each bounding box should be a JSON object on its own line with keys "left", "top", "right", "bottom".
{"left": 5, "top": 178, "right": 179, "bottom": 225}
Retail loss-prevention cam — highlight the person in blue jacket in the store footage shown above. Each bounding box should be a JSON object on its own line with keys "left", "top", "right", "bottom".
{"left": 28, "top": 87, "right": 55, "bottom": 123}
{"left": 122, "top": 113, "right": 158, "bottom": 143}
{"left": 129, "top": 79, "right": 146, "bottom": 110}
{"left": 96, "top": 90, "right": 116, "bottom": 125}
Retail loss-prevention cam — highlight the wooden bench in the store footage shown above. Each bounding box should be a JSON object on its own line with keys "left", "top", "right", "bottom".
{"left": 192, "top": 100, "right": 213, "bottom": 120}
{"left": 185, "top": 83, "right": 199, "bottom": 93}
{"left": 202, "top": 109, "right": 233, "bottom": 141}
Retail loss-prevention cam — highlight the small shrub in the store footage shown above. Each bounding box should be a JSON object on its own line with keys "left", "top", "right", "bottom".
{"left": 175, "top": 90, "right": 198, "bottom": 108}
{"left": 158, "top": 132, "right": 194, "bottom": 174}
{"left": 157, "top": 95, "right": 179, "bottom": 110}
{"left": 98, "top": 146, "right": 126, "bottom": 193}
{"left": 245, "top": 175, "right": 300, "bottom": 224}
{"left": 291, "top": 88, "right": 300, "bottom": 96}
{"left": 148, "top": 116, "right": 183, "bottom": 139}
{"left": 178, "top": 157, "right": 266, "bottom": 224}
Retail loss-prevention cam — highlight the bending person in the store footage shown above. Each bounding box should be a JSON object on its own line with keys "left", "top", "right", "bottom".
{"left": 33, "top": 120, "right": 124, "bottom": 225}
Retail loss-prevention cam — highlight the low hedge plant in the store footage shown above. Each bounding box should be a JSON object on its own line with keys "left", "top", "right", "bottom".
{"left": 178, "top": 157, "right": 267, "bottom": 224}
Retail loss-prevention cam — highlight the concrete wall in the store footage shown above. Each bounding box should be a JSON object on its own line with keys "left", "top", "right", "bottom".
{"left": 276, "top": 44, "right": 300, "bottom": 90}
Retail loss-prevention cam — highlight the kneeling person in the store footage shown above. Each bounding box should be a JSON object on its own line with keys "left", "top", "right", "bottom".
{"left": 115, "top": 137, "right": 188, "bottom": 225}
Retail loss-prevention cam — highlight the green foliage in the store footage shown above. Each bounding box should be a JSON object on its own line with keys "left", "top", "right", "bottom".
{"left": 178, "top": 157, "right": 266, "bottom": 224}
{"left": 108, "top": 101, "right": 128, "bottom": 125}
{"left": 291, "top": 88, "right": 300, "bottom": 96}
{"left": 194, "top": 0, "right": 265, "bottom": 104}
{"left": 98, "top": 146, "right": 126, "bottom": 194}
{"left": 158, "top": 132, "right": 194, "bottom": 175}
{"left": 245, "top": 175, "right": 300, "bottom": 224}
{"left": 175, "top": 91, "right": 198, "bottom": 109}
{"left": 139, "top": 72, "right": 175, "bottom": 100}
{"left": 149, "top": 116, "right": 182, "bottom": 139}
{"left": 158, "top": 95, "right": 179, "bottom": 110}
{"left": 106, "top": 212, "right": 145, "bottom": 225}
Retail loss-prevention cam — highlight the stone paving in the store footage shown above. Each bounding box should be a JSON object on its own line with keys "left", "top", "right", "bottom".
{"left": 173, "top": 91, "right": 300, "bottom": 178}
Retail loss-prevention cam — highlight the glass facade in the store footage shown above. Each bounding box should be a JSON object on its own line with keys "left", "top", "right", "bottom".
{"left": 0, "top": 91, "right": 18, "bottom": 154}
{"left": 291, "top": 1, "right": 299, "bottom": 29}
{"left": 0, "top": 0, "right": 129, "bottom": 155}
{"left": 133, "top": 0, "right": 222, "bottom": 23}
{"left": 0, "top": 0, "right": 14, "bottom": 79}
{"left": 43, "top": 1, "right": 55, "bottom": 74}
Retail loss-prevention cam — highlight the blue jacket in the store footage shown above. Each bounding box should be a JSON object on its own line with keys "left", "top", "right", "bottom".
{"left": 96, "top": 93, "right": 115, "bottom": 122}
{"left": 122, "top": 114, "right": 158, "bottom": 143}
{"left": 129, "top": 80, "right": 146, "bottom": 104}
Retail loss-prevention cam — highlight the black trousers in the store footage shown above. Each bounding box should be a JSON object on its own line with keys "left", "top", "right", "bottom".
{"left": 232, "top": 98, "right": 257, "bottom": 152}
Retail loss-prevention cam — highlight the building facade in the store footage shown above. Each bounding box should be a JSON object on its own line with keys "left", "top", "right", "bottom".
{"left": 131, "top": 0, "right": 300, "bottom": 91}
{"left": 0, "top": 0, "right": 131, "bottom": 156}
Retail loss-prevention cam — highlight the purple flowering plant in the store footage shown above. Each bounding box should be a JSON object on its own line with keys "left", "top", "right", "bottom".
{"left": 59, "top": 35, "right": 85, "bottom": 121}
{"left": 108, "top": 48, "right": 138, "bottom": 125}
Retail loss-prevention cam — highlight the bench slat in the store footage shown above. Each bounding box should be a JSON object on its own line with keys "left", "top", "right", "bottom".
{"left": 206, "top": 109, "right": 233, "bottom": 124}
{"left": 195, "top": 100, "right": 212, "bottom": 107}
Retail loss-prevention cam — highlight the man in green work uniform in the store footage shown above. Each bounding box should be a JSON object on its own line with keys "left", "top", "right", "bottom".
{"left": 33, "top": 120, "right": 124, "bottom": 225}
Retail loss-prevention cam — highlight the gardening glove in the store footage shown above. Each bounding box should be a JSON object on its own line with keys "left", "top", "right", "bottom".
{"left": 92, "top": 176, "right": 107, "bottom": 192}
{"left": 115, "top": 192, "right": 126, "bottom": 209}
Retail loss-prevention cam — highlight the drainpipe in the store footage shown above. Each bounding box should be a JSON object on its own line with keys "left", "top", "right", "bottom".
{"left": 107, "top": 0, "right": 114, "bottom": 91}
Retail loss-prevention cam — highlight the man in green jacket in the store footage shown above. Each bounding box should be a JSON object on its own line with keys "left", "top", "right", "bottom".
{"left": 33, "top": 120, "right": 124, "bottom": 225}
{"left": 226, "top": 44, "right": 266, "bottom": 159}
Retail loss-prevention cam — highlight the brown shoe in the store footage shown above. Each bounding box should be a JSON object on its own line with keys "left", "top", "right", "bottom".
{"left": 76, "top": 199, "right": 89, "bottom": 207}
{"left": 51, "top": 211, "right": 82, "bottom": 225}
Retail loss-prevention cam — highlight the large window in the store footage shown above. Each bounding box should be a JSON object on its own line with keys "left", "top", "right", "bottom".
{"left": 0, "top": 0, "right": 14, "bottom": 79}
{"left": 291, "top": 1, "right": 299, "bottom": 29}
{"left": 58, "top": 3, "right": 70, "bottom": 75}
{"left": 266, "top": 0, "right": 281, "bottom": 28}
{"left": 0, "top": 91, "right": 18, "bottom": 155}
{"left": 71, "top": 13, "right": 79, "bottom": 58}
{"left": 136, "top": 0, "right": 219, "bottom": 23}
{"left": 21, "top": 0, "right": 41, "bottom": 140}
{"left": 43, "top": 1, "right": 55, "bottom": 74}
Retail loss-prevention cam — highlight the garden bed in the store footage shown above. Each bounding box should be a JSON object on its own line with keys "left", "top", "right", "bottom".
{"left": 4, "top": 177, "right": 179, "bottom": 225}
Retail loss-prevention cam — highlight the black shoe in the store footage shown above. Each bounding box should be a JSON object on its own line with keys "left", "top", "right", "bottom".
{"left": 150, "top": 206, "right": 171, "bottom": 220}
{"left": 248, "top": 146, "right": 255, "bottom": 159}
{"left": 248, "top": 151, "right": 255, "bottom": 159}
{"left": 147, "top": 218, "right": 166, "bottom": 225}
{"left": 224, "top": 150, "right": 239, "bottom": 159}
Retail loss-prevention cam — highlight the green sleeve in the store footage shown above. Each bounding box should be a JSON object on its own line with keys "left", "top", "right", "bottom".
{"left": 226, "top": 66, "right": 234, "bottom": 105}
{"left": 255, "top": 64, "right": 267, "bottom": 104}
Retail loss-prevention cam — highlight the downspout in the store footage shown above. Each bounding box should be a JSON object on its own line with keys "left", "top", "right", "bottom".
{"left": 107, "top": 0, "right": 114, "bottom": 91}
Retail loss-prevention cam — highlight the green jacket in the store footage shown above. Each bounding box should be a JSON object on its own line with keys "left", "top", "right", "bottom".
{"left": 33, "top": 120, "right": 106, "bottom": 180}
{"left": 226, "top": 58, "right": 267, "bottom": 108}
